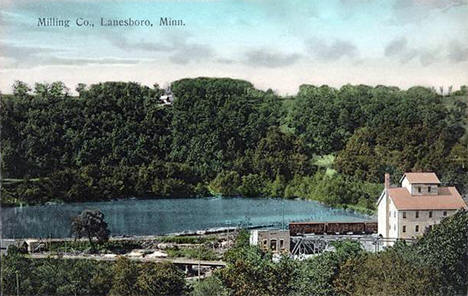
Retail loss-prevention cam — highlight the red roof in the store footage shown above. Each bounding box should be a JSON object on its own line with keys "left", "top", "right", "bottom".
{"left": 403, "top": 172, "right": 440, "bottom": 184}
{"left": 388, "top": 187, "right": 467, "bottom": 210}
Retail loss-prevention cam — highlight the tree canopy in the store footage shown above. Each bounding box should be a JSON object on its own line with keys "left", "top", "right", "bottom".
{"left": 1, "top": 79, "right": 466, "bottom": 211}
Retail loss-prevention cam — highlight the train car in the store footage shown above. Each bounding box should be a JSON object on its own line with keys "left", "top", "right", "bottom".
{"left": 364, "top": 222, "right": 378, "bottom": 234}
{"left": 289, "top": 222, "right": 325, "bottom": 236}
{"left": 290, "top": 221, "right": 378, "bottom": 236}
{"left": 326, "top": 222, "right": 365, "bottom": 234}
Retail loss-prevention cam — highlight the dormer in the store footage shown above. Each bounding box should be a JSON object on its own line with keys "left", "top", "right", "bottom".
{"left": 400, "top": 172, "right": 440, "bottom": 196}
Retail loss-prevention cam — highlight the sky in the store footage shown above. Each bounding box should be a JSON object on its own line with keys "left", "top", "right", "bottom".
{"left": 0, "top": 0, "right": 467, "bottom": 95}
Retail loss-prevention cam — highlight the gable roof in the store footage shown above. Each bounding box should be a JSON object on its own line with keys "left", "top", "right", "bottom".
{"left": 388, "top": 187, "right": 467, "bottom": 210}
{"left": 402, "top": 172, "right": 440, "bottom": 184}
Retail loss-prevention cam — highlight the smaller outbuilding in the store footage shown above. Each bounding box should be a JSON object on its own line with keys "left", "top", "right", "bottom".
{"left": 250, "top": 229, "right": 290, "bottom": 253}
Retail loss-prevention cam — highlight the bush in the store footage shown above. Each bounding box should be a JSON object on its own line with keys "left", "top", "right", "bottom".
{"left": 209, "top": 171, "right": 241, "bottom": 196}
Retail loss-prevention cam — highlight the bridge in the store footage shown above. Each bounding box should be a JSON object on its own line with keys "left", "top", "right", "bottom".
{"left": 28, "top": 253, "right": 226, "bottom": 267}
{"left": 290, "top": 234, "right": 416, "bottom": 255}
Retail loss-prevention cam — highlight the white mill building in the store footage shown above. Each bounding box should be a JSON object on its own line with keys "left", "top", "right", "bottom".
{"left": 377, "top": 172, "right": 467, "bottom": 243}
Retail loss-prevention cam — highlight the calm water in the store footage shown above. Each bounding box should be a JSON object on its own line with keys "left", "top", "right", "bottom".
{"left": 2, "top": 197, "right": 372, "bottom": 238}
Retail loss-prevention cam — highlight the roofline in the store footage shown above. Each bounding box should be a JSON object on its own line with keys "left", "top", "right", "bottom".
{"left": 400, "top": 172, "right": 441, "bottom": 184}
{"left": 399, "top": 174, "right": 405, "bottom": 184}
{"left": 376, "top": 189, "right": 386, "bottom": 206}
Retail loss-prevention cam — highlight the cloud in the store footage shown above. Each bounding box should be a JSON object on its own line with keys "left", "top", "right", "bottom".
{"left": 108, "top": 36, "right": 172, "bottom": 52}
{"left": 447, "top": 41, "right": 468, "bottom": 63}
{"left": 242, "top": 50, "right": 301, "bottom": 68}
{"left": 392, "top": 0, "right": 468, "bottom": 11}
{"left": 384, "top": 37, "right": 468, "bottom": 66}
{"left": 0, "top": 42, "right": 139, "bottom": 68}
{"left": 384, "top": 37, "right": 441, "bottom": 66}
{"left": 389, "top": 0, "right": 468, "bottom": 24}
{"left": 384, "top": 37, "right": 418, "bottom": 63}
{"left": 384, "top": 37, "right": 407, "bottom": 56}
{"left": 44, "top": 56, "right": 140, "bottom": 66}
{"left": 108, "top": 34, "right": 214, "bottom": 65}
{"left": 307, "top": 38, "right": 358, "bottom": 61}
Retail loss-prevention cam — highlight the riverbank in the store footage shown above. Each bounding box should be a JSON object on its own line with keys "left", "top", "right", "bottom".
{"left": 1, "top": 169, "right": 382, "bottom": 215}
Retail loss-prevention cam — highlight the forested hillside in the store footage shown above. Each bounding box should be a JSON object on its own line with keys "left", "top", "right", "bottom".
{"left": 1, "top": 79, "right": 467, "bottom": 209}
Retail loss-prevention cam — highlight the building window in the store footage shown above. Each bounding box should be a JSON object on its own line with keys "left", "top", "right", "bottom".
{"left": 416, "top": 211, "right": 419, "bottom": 218}
{"left": 280, "top": 239, "right": 284, "bottom": 249}
{"left": 263, "top": 240, "right": 267, "bottom": 246}
{"left": 394, "top": 224, "right": 396, "bottom": 231}
{"left": 428, "top": 187, "right": 431, "bottom": 193}
{"left": 443, "top": 211, "right": 447, "bottom": 216}
{"left": 394, "top": 211, "right": 396, "bottom": 218}
{"left": 415, "top": 225, "right": 419, "bottom": 232}
{"left": 270, "top": 240, "right": 277, "bottom": 251}
{"left": 418, "top": 187, "right": 421, "bottom": 193}
{"left": 403, "top": 212, "right": 406, "bottom": 218}
{"left": 402, "top": 225, "right": 406, "bottom": 233}
{"left": 429, "top": 211, "right": 432, "bottom": 218}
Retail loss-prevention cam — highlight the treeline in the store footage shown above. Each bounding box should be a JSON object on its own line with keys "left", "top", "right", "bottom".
{"left": 1, "top": 79, "right": 467, "bottom": 208}
{"left": 3, "top": 210, "right": 467, "bottom": 296}
{"left": 2, "top": 251, "right": 187, "bottom": 296}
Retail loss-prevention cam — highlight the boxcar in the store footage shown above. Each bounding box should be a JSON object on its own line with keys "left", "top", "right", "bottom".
{"left": 364, "top": 222, "right": 378, "bottom": 234}
{"left": 289, "top": 222, "right": 325, "bottom": 236}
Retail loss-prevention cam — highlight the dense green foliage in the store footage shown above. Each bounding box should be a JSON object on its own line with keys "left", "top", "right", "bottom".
{"left": 1, "top": 252, "right": 187, "bottom": 296}
{"left": 191, "top": 276, "right": 228, "bottom": 296}
{"left": 2, "top": 79, "right": 467, "bottom": 210}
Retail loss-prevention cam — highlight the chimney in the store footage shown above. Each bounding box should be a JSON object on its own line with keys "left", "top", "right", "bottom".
{"left": 385, "top": 173, "right": 390, "bottom": 190}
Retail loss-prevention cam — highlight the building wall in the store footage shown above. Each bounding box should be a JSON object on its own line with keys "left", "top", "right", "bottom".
{"left": 388, "top": 200, "right": 399, "bottom": 238}
{"left": 401, "top": 177, "right": 438, "bottom": 195}
{"left": 402, "top": 177, "right": 411, "bottom": 193}
{"left": 397, "top": 209, "right": 456, "bottom": 239}
{"left": 377, "top": 191, "right": 387, "bottom": 237}
{"left": 249, "top": 230, "right": 258, "bottom": 246}
{"left": 251, "top": 230, "right": 290, "bottom": 253}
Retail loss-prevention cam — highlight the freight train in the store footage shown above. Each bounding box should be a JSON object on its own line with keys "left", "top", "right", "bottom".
{"left": 289, "top": 221, "right": 377, "bottom": 236}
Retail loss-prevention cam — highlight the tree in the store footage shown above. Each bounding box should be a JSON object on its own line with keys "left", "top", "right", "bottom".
{"left": 136, "top": 262, "right": 187, "bottom": 296}
{"left": 191, "top": 276, "right": 228, "bottom": 296}
{"left": 238, "top": 174, "right": 266, "bottom": 197}
{"left": 12, "top": 80, "right": 32, "bottom": 98}
{"left": 294, "top": 240, "right": 363, "bottom": 296}
{"left": 209, "top": 170, "right": 241, "bottom": 196}
{"left": 333, "top": 250, "right": 440, "bottom": 296}
{"left": 415, "top": 209, "right": 468, "bottom": 295}
{"left": 110, "top": 257, "right": 139, "bottom": 296}
{"left": 72, "top": 209, "right": 110, "bottom": 250}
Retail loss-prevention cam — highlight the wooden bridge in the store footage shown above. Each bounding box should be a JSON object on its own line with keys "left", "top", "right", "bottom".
{"left": 29, "top": 253, "right": 226, "bottom": 268}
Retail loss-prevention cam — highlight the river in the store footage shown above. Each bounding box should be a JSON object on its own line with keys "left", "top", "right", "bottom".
{"left": 2, "top": 197, "right": 373, "bottom": 238}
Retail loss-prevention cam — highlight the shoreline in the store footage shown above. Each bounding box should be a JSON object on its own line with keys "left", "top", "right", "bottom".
{"left": 2, "top": 224, "right": 274, "bottom": 241}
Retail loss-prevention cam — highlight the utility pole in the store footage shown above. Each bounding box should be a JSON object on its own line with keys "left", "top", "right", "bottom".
{"left": 15, "top": 271, "right": 19, "bottom": 296}
{"left": 198, "top": 234, "right": 201, "bottom": 281}
{"left": 282, "top": 199, "right": 285, "bottom": 230}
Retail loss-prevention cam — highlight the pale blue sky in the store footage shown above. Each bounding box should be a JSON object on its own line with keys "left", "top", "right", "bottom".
{"left": 1, "top": 0, "right": 467, "bottom": 94}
